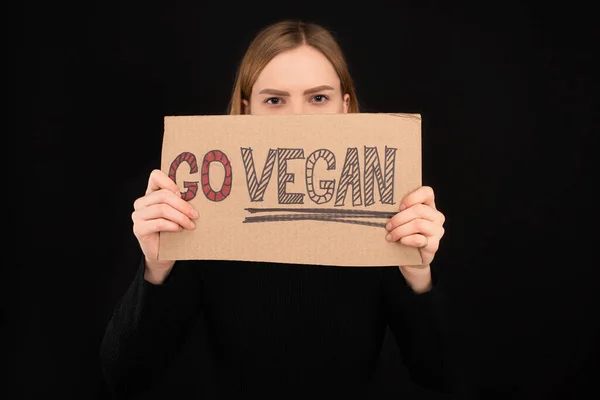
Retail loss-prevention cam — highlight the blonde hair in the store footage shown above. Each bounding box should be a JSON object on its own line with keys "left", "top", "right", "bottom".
{"left": 227, "top": 20, "right": 359, "bottom": 115}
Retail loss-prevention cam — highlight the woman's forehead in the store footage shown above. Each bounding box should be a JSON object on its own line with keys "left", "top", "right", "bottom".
{"left": 253, "top": 45, "right": 340, "bottom": 94}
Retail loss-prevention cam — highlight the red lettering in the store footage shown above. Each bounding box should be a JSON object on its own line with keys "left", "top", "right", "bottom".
{"left": 168, "top": 151, "right": 199, "bottom": 201}
{"left": 201, "top": 150, "right": 233, "bottom": 202}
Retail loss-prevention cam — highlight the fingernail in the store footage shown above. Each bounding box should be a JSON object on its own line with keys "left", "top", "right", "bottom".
{"left": 399, "top": 204, "right": 406, "bottom": 211}
{"left": 385, "top": 222, "right": 391, "bottom": 231}
{"left": 386, "top": 234, "right": 392, "bottom": 241}
{"left": 190, "top": 221, "right": 196, "bottom": 229}
{"left": 191, "top": 208, "right": 199, "bottom": 218}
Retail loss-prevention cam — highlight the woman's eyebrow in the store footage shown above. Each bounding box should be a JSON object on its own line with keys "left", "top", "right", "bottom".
{"left": 303, "top": 85, "right": 334, "bottom": 95}
{"left": 257, "top": 85, "right": 335, "bottom": 96}
{"left": 258, "top": 88, "right": 290, "bottom": 96}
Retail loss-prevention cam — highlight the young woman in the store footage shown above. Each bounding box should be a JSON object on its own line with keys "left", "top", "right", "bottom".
{"left": 101, "top": 19, "right": 456, "bottom": 399}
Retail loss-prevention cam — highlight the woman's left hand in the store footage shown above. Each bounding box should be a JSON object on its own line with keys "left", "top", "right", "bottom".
{"left": 385, "top": 185, "right": 446, "bottom": 268}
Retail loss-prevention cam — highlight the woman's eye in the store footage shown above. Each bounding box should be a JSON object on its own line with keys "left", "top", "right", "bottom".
{"left": 265, "top": 97, "right": 282, "bottom": 105}
{"left": 311, "top": 94, "right": 329, "bottom": 103}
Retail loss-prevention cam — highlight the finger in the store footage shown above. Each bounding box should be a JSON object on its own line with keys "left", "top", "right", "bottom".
{"left": 385, "top": 218, "right": 444, "bottom": 243}
{"left": 399, "top": 234, "right": 434, "bottom": 250}
{"left": 134, "top": 188, "right": 198, "bottom": 219}
{"left": 133, "top": 218, "right": 184, "bottom": 238}
{"left": 385, "top": 203, "right": 443, "bottom": 231}
{"left": 146, "top": 169, "right": 180, "bottom": 196}
{"left": 400, "top": 185, "right": 436, "bottom": 210}
{"left": 134, "top": 203, "right": 196, "bottom": 230}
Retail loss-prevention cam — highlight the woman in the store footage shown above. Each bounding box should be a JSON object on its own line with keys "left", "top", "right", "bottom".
{"left": 101, "top": 19, "right": 455, "bottom": 399}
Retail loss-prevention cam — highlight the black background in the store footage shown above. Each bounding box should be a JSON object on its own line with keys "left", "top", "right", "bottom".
{"left": 10, "top": 2, "right": 597, "bottom": 399}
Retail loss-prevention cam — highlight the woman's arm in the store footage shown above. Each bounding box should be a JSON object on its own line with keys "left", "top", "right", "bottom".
{"left": 381, "top": 265, "right": 459, "bottom": 395}
{"left": 100, "top": 259, "right": 203, "bottom": 398}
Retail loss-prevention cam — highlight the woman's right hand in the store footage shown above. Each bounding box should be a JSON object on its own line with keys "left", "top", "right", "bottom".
{"left": 132, "top": 169, "right": 199, "bottom": 283}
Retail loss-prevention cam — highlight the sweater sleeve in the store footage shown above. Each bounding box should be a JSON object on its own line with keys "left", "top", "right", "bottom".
{"left": 381, "top": 265, "right": 461, "bottom": 396}
{"left": 100, "top": 259, "right": 203, "bottom": 399}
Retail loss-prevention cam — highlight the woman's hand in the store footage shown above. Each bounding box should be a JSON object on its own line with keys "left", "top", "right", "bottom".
{"left": 131, "top": 169, "right": 199, "bottom": 283}
{"left": 385, "top": 186, "right": 446, "bottom": 291}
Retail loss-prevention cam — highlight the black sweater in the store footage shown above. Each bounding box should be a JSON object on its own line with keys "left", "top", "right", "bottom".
{"left": 100, "top": 260, "right": 459, "bottom": 399}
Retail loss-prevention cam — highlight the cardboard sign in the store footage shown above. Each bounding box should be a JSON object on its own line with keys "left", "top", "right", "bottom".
{"left": 158, "top": 113, "right": 423, "bottom": 267}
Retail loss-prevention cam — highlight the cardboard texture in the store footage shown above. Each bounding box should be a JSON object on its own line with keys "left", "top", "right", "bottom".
{"left": 159, "top": 113, "right": 423, "bottom": 267}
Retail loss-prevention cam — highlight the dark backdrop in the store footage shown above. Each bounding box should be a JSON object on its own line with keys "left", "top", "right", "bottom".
{"left": 10, "top": 2, "right": 597, "bottom": 399}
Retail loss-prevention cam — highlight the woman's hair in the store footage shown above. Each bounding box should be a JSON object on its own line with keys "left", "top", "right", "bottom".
{"left": 227, "top": 20, "right": 359, "bottom": 114}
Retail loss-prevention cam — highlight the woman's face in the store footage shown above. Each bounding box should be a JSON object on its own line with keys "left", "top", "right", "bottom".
{"left": 244, "top": 45, "right": 350, "bottom": 115}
